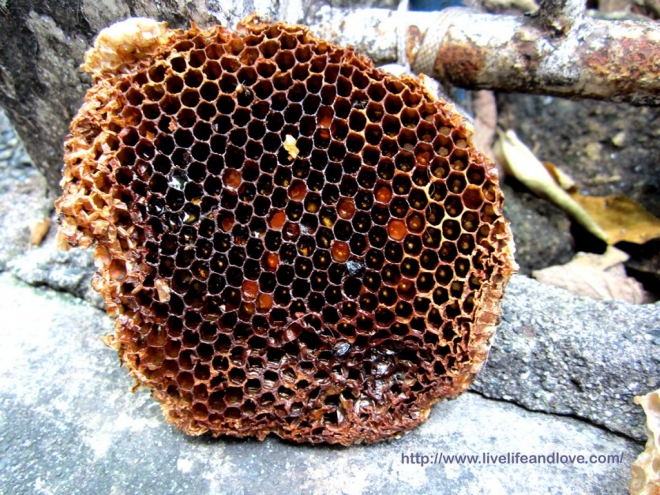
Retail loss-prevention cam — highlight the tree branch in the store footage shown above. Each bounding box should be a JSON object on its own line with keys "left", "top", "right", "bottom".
{"left": 309, "top": 4, "right": 660, "bottom": 106}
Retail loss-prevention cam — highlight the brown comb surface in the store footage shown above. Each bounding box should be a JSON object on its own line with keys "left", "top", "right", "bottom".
{"left": 55, "top": 17, "right": 516, "bottom": 445}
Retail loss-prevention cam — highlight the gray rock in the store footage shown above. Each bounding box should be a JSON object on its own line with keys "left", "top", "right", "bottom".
{"left": 0, "top": 273, "right": 641, "bottom": 495}
{"left": 8, "top": 234, "right": 103, "bottom": 310}
{"left": 0, "top": 0, "right": 212, "bottom": 197}
{"left": 502, "top": 183, "right": 575, "bottom": 275}
{"left": 473, "top": 274, "right": 660, "bottom": 442}
{"left": 0, "top": 110, "right": 52, "bottom": 271}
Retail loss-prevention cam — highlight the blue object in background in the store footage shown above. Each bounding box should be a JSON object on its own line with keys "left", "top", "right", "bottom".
{"left": 409, "top": 0, "right": 463, "bottom": 12}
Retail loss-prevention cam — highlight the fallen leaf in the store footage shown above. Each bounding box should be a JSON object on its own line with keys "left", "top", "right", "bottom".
{"left": 29, "top": 218, "right": 51, "bottom": 246}
{"left": 629, "top": 388, "right": 660, "bottom": 495}
{"left": 542, "top": 162, "right": 577, "bottom": 192}
{"left": 532, "top": 249, "right": 655, "bottom": 304}
{"left": 569, "top": 246, "right": 629, "bottom": 271}
{"left": 494, "top": 129, "right": 608, "bottom": 241}
{"left": 571, "top": 194, "right": 660, "bottom": 245}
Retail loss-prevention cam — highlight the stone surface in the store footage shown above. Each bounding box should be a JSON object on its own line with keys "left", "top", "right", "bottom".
{"left": 0, "top": 273, "right": 641, "bottom": 495}
{"left": 8, "top": 234, "right": 103, "bottom": 310}
{"left": 0, "top": 109, "right": 52, "bottom": 271}
{"left": 501, "top": 183, "right": 575, "bottom": 275}
{"left": 0, "top": 0, "right": 211, "bottom": 197}
{"left": 473, "top": 274, "right": 660, "bottom": 442}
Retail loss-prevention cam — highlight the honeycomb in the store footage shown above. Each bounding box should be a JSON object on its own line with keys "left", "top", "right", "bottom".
{"left": 56, "top": 17, "right": 516, "bottom": 445}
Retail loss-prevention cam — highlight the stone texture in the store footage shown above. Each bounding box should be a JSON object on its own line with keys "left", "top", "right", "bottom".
{"left": 0, "top": 109, "right": 52, "bottom": 271}
{"left": 0, "top": 272, "right": 641, "bottom": 495}
{"left": 501, "top": 183, "right": 575, "bottom": 275}
{"left": 473, "top": 274, "right": 660, "bottom": 442}
{"left": 0, "top": 0, "right": 211, "bottom": 197}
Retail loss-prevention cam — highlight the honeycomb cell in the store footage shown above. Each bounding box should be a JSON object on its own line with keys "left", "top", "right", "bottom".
{"left": 56, "top": 18, "right": 516, "bottom": 447}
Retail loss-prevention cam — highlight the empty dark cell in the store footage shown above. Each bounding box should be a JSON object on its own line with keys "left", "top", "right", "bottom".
{"left": 382, "top": 264, "right": 401, "bottom": 285}
{"left": 115, "top": 167, "right": 135, "bottom": 188}
{"left": 412, "top": 166, "right": 431, "bottom": 187}
{"left": 325, "top": 162, "right": 343, "bottom": 183}
{"left": 423, "top": 227, "right": 442, "bottom": 248}
{"left": 213, "top": 231, "right": 231, "bottom": 252}
{"left": 368, "top": 225, "right": 388, "bottom": 248}
{"left": 371, "top": 205, "right": 390, "bottom": 225}
{"left": 333, "top": 97, "right": 351, "bottom": 119}
{"left": 384, "top": 242, "right": 404, "bottom": 263}
{"left": 165, "top": 188, "right": 185, "bottom": 211}
{"left": 395, "top": 151, "right": 415, "bottom": 172}
{"left": 408, "top": 188, "right": 429, "bottom": 210}
{"left": 225, "top": 146, "right": 245, "bottom": 169}
{"left": 403, "top": 235, "right": 422, "bottom": 256}
{"left": 313, "top": 128, "right": 331, "bottom": 150}
{"left": 416, "top": 273, "right": 435, "bottom": 293}
{"left": 288, "top": 277, "right": 310, "bottom": 299}
{"left": 220, "top": 190, "right": 238, "bottom": 210}
{"left": 237, "top": 66, "right": 258, "bottom": 87}
{"left": 271, "top": 91, "right": 288, "bottom": 111}
{"left": 288, "top": 83, "right": 306, "bottom": 104}
{"left": 441, "top": 220, "right": 461, "bottom": 241}
{"left": 234, "top": 203, "right": 252, "bottom": 224}
{"left": 238, "top": 182, "right": 257, "bottom": 202}
{"left": 378, "top": 287, "right": 398, "bottom": 306}
{"left": 359, "top": 293, "right": 378, "bottom": 312}
{"left": 322, "top": 306, "right": 340, "bottom": 324}
{"left": 425, "top": 203, "right": 444, "bottom": 225}
{"left": 251, "top": 193, "right": 272, "bottom": 216}
{"left": 348, "top": 111, "right": 367, "bottom": 132}
{"left": 279, "top": 242, "right": 297, "bottom": 263}
{"left": 271, "top": 187, "right": 288, "bottom": 208}
{"left": 226, "top": 246, "right": 246, "bottom": 267}
{"left": 334, "top": 75, "right": 351, "bottom": 97}
{"left": 333, "top": 220, "right": 353, "bottom": 241}
{"left": 329, "top": 120, "right": 348, "bottom": 142}
{"left": 274, "top": 286, "right": 292, "bottom": 306}
{"left": 349, "top": 233, "right": 367, "bottom": 255}
{"left": 259, "top": 272, "right": 277, "bottom": 293}
{"left": 375, "top": 307, "right": 395, "bottom": 326}
{"left": 350, "top": 211, "right": 371, "bottom": 234}
{"left": 328, "top": 263, "right": 346, "bottom": 285}
{"left": 284, "top": 103, "right": 303, "bottom": 123}
{"left": 228, "top": 128, "right": 247, "bottom": 148}
{"left": 266, "top": 114, "right": 285, "bottom": 135}
{"left": 325, "top": 285, "right": 342, "bottom": 305}
{"left": 177, "top": 89, "right": 200, "bottom": 108}
{"left": 188, "top": 143, "right": 211, "bottom": 164}
{"left": 310, "top": 270, "right": 328, "bottom": 291}
{"left": 184, "top": 182, "right": 203, "bottom": 203}
{"left": 341, "top": 276, "right": 361, "bottom": 298}
{"left": 362, "top": 271, "right": 381, "bottom": 292}
{"left": 160, "top": 94, "right": 182, "bottom": 115}
{"left": 389, "top": 197, "right": 409, "bottom": 218}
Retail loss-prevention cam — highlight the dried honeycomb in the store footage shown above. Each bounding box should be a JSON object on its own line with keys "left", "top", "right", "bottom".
{"left": 56, "top": 17, "right": 516, "bottom": 445}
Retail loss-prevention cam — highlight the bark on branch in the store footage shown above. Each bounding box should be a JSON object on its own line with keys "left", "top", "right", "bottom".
{"left": 310, "top": 4, "right": 660, "bottom": 106}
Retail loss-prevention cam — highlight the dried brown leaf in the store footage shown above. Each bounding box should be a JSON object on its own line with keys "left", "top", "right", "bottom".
{"left": 29, "top": 218, "right": 51, "bottom": 246}
{"left": 533, "top": 248, "right": 655, "bottom": 304}
{"left": 570, "top": 194, "right": 660, "bottom": 245}
{"left": 494, "top": 129, "right": 607, "bottom": 241}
